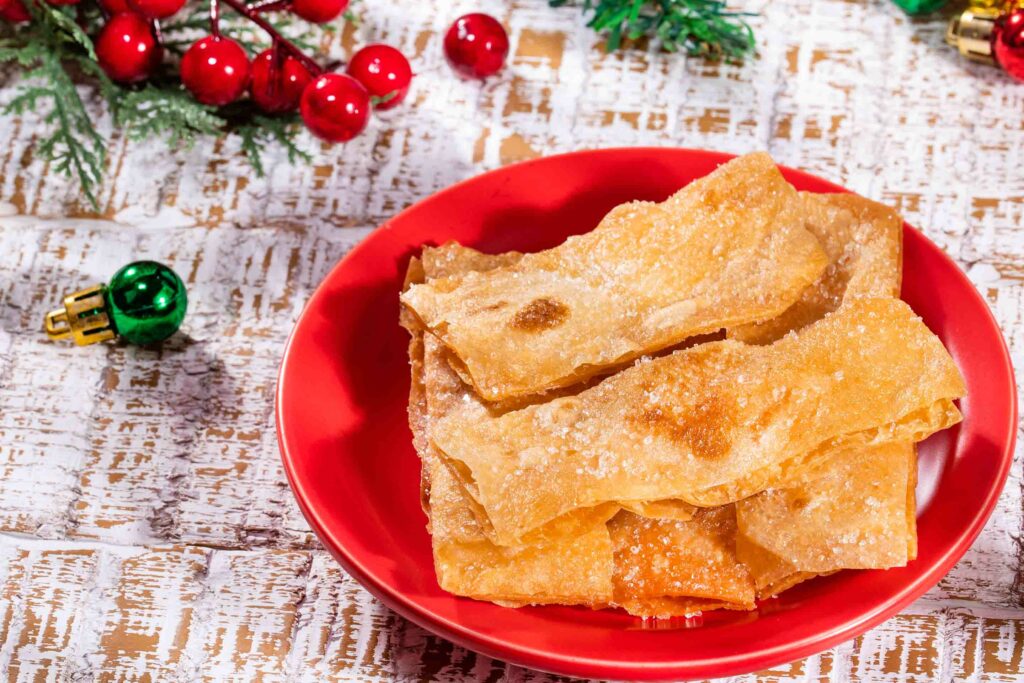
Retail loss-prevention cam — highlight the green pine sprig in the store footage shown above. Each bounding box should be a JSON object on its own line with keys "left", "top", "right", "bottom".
{"left": 233, "top": 112, "right": 312, "bottom": 176}
{"left": 0, "top": 2, "right": 112, "bottom": 207}
{"left": 114, "top": 86, "right": 224, "bottom": 148}
{"left": 550, "top": 0, "right": 756, "bottom": 60}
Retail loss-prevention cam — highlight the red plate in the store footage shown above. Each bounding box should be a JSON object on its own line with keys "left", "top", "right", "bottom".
{"left": 276, "top": 149, "right": 1016, "bottom": 681}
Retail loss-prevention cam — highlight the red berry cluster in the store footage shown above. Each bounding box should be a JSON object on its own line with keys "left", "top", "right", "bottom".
{"left": 1, "top": 0, "right": 511, "bottom": 144}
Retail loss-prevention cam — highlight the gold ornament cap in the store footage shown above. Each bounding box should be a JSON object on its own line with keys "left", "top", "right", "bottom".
{"left": 44, "top": 284, "right": 116, "bottom": 346}
{"left": 946, "top": 7, "right": 1000, "bottom": 64}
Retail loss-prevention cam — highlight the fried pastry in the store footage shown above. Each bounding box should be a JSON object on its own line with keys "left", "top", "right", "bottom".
{"left": 602, "top": 196, "right": 909, "bottom": 614}
{"left": 405, "top": 247, "right": 618, "bottom": 605}
{"left": 400, "top": 157, "right": 965, "bottom": 618}
{"left": 619, "top": 499, "right": 696, "bottom": 522}
{"left": 731, "top": 192, "right": 903, "bottom": 344}
{"left": 402, "top": 153, "right": 829, "bottom": 402}
{"left": 729, "top": 192, "right": 917, "bottom": 596}
{"left": 609, "top": 507, "right": 756, "bottom": 617}
{"left": 415, "top": 244, "right": 695, "bottom": 531}
{"left": 431, "top": 298, "right": 965, "bottom": 545}
{"left": 402, "top": 258, "right": 433, "bottom": 516}
{"left": 736, "top": 442, "right": 918, "bottom": 596}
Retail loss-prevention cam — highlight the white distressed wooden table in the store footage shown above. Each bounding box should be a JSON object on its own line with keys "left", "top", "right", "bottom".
{"left": 0, "top": 0, "right": 1021, "bottom": 680}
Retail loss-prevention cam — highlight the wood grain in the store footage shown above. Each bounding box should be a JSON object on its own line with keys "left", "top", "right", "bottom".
{"left": 0, "top": 0, "right": 1021, "bottom": 680}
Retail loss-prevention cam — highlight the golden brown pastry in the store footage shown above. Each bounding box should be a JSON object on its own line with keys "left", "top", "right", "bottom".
{"left": 736, "top": 442, "right": 918, "bottom": 596}
{"left": 729, "top": 192, "right": 917, "bottom": 597}
{"left": 399, "top": 159, "right": 963, "bottom": 618}
{"left": 402, "top": 153, "right": 829, "bottom": 402}
{"left": 431, "top": 298, "right": 965, "bottom": 545}
{"left": 609, "top": 507, "right": 756, "bottom": 617}
{"left": 731, "top": 192, "right": 903, "bottom": 344}
{"left": 404, "top": 246, "right": 618, "bottom": 606}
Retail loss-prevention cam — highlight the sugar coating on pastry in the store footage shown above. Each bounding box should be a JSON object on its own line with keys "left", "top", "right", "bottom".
{"left": 731, "top": 192, "right": 903, "bottom": 344}
{"left": 736, "top": 442, "right": 917, "bottom": 595}
{"left": 609, "top": 506, "right": 756, "bottom": 616}
{"left": 407, "top": 246, "right": 618, "bottom": 605}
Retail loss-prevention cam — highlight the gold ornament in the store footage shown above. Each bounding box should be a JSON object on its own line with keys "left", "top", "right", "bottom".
{"left": 44, "top": 284, "right": 117, "bottom": 346}
{"left": 946, "top": 7, "right": 1000, "bottom": 63}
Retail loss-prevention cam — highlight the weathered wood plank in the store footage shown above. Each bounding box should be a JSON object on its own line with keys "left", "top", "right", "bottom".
{"left": 0, "top": 546, "right": 98, "bottom": 681}
{"left": 96, "top": 546, "right": 209, "bottom": 683}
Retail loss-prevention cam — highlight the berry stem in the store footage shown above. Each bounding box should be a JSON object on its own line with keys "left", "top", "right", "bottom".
{"left": 209, "top": 0, "right": 220, "bottom": 37}
{"left": 247, "top": 0, "right": 290, "bottom": 13}
{"left": 217, "top": 0, "right": 323, "bottom": 75}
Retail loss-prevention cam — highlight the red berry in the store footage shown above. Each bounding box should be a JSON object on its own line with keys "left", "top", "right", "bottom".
{"left": 126, "top": 0, "right": 184, "bottom": 19}
{"left": 346, "top": 44, "right": 412, "bottom": 110}
{"left": 290, "top": 0, "right": 347, "bottom": 24}
{"left": 0, "top": 0, "right": 31, "bottom": 22}
{"left": 994, "top": 8, "right": 1024, "bottom": 83}
{"left": 99, "top": 0, "right": 130, "bottom": 12}
{"left": 250, "top": 49, "right": 313, "bottom": 113}
{"left": 299, "top": 73, "right": 370, "bottom": 143}
{"left": 46, "top": 0, "right": 80, "bottom": 6}
{"left": 180, "top": 36, "right": 251, "bottom": 106}
{"left": 443, "top": 13, "right": 508, "bottom": 79}
{"left": 95, "top": 13, "right": 162, "bottom": 83}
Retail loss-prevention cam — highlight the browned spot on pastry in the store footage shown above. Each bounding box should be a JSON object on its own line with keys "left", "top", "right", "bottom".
{"left": 508, "top": 298, "right": 569, "bottom": 331}
{"left": 631, "top": 396, "right": 732, "bottom": 460}
{"left": 787, "top": 493, "right": 811, "bottom": 511}
{"left": 475, "top": 301, "right": 508, "bottom": 313}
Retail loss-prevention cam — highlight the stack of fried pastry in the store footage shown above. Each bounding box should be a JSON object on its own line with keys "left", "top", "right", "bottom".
{"left": 399, "top": 153, "right": 966, "bottom": 618}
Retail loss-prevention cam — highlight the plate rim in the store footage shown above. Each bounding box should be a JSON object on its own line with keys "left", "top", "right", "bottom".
{"left": 275, "top": 147, "right": 1018, "bottom": 681}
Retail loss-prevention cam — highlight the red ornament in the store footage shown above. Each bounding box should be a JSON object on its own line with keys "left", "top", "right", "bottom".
{"left": 346, "top": 44, "right": 413, "bottom": 110}
{"left": 95, "top": 13, "right": 162, "bottom": 83}
{"left": 443, "top": 13, "right": 509, "bottom": 79}
{"left": 0, "top": 0, "right": 30, "bottom": 22}
{"left": 126, "top": 0, "right": 184, "bottom": 19}
{"left": 98, "top": 0, "right": 130, "bottom": 12}
{"left": 300, "top": 73, "right": 370, "bottom": 143}
{"left": 250, "top": 48, "right": 314, "bottom": 113}
{"left": 993, "top": 7, "right": 1024, "bottom": 82}
{"left": 290, "top": 0, "right": 348, "bottom": 24}
{"left": 180, "top": 36, "right": 251, "bottom": 106}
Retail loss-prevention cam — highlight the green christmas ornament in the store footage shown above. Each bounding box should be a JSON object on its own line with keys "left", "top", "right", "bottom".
{"left": 891, "top": 0, "right": 949, "bottom": 15}
{"left": 45, "top": 260, "right": 187, "bottom": 346}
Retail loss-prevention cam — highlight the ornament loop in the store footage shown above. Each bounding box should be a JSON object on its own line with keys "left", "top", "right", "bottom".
{"left": 43, "top": 308, "right": 72, "bottom": 340}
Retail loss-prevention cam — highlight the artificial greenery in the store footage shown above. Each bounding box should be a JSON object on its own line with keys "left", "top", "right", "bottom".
{"left": 0, "top": 2, "right": 111, "bottom": 207}
{"left": 550, "top": 0, "right": 755, "bottom": 59}
{"left": 115, "top": 86, "right": 223, "bottom": 149}
{"left": 233, "top": 112, "right": 312, "bottom": 176}
{"left": 0, "top": 1, "right": 335, "bottom": 210}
